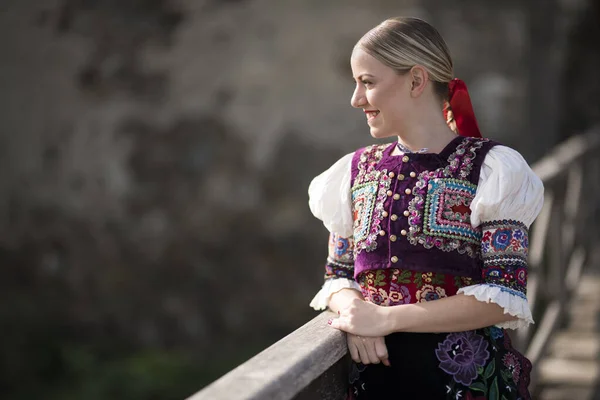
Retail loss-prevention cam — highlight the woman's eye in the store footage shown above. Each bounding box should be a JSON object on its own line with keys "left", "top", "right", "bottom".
{"left": 361, "top": 80, "right": 372, "bottom": 86}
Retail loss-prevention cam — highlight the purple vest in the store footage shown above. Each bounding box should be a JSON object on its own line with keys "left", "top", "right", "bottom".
{"left": 350, "top": 136, "right": 498, "bottom": 280}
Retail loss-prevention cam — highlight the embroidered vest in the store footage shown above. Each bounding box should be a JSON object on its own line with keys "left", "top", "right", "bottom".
{"left": 350, "top": 136, "right": 498, "bottom": 280}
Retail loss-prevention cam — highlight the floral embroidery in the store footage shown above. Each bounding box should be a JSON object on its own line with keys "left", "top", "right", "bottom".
{"left": 324, "top": 263, "right": 353, "bottom": 279}
{"left": 357, "top": 269, "right": 473, "bottom": 306}
{"left": 415, "top": 271, "right": 446, "bottom": 287}
{"left": 502, "top": 353, "right": 522, "bottom": 384}
{"left": 481, "top": 220, "right": 529, "bottom": 298}
{"left": 351, "top": 144, "right": 392, "bottom": 255}
{"left": 454, "top": 275, "right": 474, "bottom": 288}
{"left": 504, "top": 333, "right": 532, "bottom": 396}
{"left": 416, "top": 284, "right": 447, "bottom": 302}
{"left": 481, "top": 220, "right": 528, "bottom": 256}
{"left": 407, "top": 138, "right": 487, "bottom": 258}
{"left": 434, "top": 326, "right": 532, "bottom": 399}
{"left": 489, "top": 327, "right": 504, "bottom": 340}
{"left": 328, "top": 233, "right": 354, "bottom": 262}
{"left": 358, "top": 270, "right": 412, "bottom": 306}
{"left": 324, "top": 233, "right": 354, "bottom": 279}
{"left": 388, "top": 283, "right": 412, "bottom": 305}
{"left": 435, "top": 331, "right": 490, "bottom": 386}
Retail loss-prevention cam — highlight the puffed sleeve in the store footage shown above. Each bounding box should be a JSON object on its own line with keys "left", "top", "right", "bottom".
{"left": 458, "top": 145, "right": 544, "bottom": 329}
{"left": 308, "top": 152, "right": 354, "bottom": 238}
{"left": 309, "top": 233, "right": 362, "bottom": 310}
{"left": 308, "top": 153, "right": 360, "bottom": 310}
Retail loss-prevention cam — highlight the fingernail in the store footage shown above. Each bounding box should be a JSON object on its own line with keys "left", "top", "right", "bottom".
{"left": 327, "top": 319, "right": 332, "bottom": 325}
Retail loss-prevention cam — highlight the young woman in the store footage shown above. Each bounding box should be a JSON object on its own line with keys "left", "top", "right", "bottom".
{"left": 308, "top": 17, "right": 543, "bottom": 399}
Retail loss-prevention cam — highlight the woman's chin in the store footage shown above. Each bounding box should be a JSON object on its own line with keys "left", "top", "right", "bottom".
{"left": 369, "top": 127, "right": 393, "bottom": 140}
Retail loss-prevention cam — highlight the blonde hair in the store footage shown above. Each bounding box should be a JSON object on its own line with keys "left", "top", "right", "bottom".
{"left": 356, "top": 17, "right": 457, "bottom": 131}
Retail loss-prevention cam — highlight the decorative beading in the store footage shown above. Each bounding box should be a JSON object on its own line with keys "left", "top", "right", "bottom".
{"left": 351, "top": 144, "right": 393, "bottom": 255}
{"left": 407, "top": 138, "right": 487, "bottom": 258}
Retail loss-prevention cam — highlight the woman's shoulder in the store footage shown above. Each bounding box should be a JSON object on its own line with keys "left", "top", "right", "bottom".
{"left": 483, "top": 144, "right": 535, "bottom": 174}
{"left": 472, "top": 144, "right": 544, "bottom": 227}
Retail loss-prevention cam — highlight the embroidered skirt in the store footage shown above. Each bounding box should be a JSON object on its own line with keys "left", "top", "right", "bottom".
{"left": 348, "top": 328, "right": 531, "bottom": 400}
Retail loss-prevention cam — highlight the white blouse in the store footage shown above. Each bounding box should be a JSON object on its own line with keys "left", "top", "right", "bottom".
{"left": 308, "top": 145, "right": 544, "bottom": 330}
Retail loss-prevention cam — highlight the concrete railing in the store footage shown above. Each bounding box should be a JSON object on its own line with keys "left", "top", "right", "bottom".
{"left": 188, "top": 127, "right": 600, "bottom": 400}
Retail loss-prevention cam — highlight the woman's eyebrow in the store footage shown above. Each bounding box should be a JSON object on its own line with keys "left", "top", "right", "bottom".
{"left": 354, "top": 73, "right": 375, "bottom": 80}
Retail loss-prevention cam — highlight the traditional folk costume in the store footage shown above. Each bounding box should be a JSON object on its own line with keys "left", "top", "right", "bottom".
{"left": 308, "top": 80, "right": 544, "bottom": 399}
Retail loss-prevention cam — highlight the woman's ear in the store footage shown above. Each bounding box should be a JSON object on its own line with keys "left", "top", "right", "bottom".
{"left": 409, "top": 66, "right": 429, "bottom": 97}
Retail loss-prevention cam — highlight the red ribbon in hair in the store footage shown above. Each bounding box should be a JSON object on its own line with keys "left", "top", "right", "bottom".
{"left": 444, "top": 78, "right": 482, "bottom": 138}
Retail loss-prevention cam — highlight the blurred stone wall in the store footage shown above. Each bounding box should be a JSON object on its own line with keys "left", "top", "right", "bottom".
{"left": 0, "top": 0, "right": 593, "bottom": 396}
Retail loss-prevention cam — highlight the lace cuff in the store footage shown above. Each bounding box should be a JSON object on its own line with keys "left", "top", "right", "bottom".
{"left": 458, "top": 284, "right": 533, "bottom": 330}
{"left": 309, "top": 278, "right": 362, "bottom": 311}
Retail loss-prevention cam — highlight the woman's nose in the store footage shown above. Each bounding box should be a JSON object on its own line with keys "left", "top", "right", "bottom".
{"left": 351, "top": 86, "right": 366, "bottom": 108}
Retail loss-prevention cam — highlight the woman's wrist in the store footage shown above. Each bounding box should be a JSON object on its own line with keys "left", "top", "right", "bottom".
{"left": 383, "top": 304, "right": 411, "bottom": 334}
{"left": 329, "top": 287, "right": 364, "bottom": 314}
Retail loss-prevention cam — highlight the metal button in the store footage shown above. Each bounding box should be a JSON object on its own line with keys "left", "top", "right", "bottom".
{"left": 379, "top": 230, "right": 386, "bottom": 236}
{"left": 403, "top": 210, "right": 410, "bottom": 217}
{"left": 397, "top": 174, "right": 405, "bottom": 181}
{"left": 405, "top": 188, "right": 412, "bottom": 195}
{"left": 391, "top": 214, "right": 398, "bottom": 221}
{"left": 410, "top": 172, "right": 417, "bottom": 178}
{"left": 382, "top": 211, "right": 389, "bottom": 217}
{"left": 386, "top": 190, "right": 393, "bottom": 197}
{"left": 400, "top": 229, "right": 407, "bottom": 236}
{"left": 402, "top": 156, "right": 409, "bottom": 162}
{"left": 391, "top": 256, "right": 399, "bottom": 263}
{"left": 393, "top": 194, "right": 401, "bottom": 200}
{"left": 390, "top": 235, "right": 397, "bottom": 242}
{"left": 389, "top": 172, "right": 395, "bottom": 178}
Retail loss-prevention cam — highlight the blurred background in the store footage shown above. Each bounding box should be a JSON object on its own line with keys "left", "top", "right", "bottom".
{"left": 0, "top": 0, "right": 599, "bottom": 399}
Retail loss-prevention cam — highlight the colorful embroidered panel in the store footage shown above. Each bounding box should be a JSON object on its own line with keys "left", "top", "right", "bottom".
{"left": 423, "top": 178, "right": 480, "bottom": 244}
{"left": 356, "top": 268, "right": 474, "bottom": 306}
{"left": 407, "top": 138, "right": 487, "bottom": 258}
{"left": 351, "top": 182, "right": 378, "bottom": 242}
{"left": 351, "top": 144, "right": 392, "bottom": 255}
{"left": 324, "top": 233, "right": 355, "bottom": 280}
{"left": 349, "top": 324, "right": 532, "bottom": 399}
{"left": 434, "top": 327, "right": 532, "bottom": 398}
{"left": 480, "top": 220, "right": 529, "bottom": 298}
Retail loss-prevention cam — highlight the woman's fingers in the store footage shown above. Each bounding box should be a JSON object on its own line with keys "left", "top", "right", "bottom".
{"left": 364, "top": 338, "right": 382, "bottom": 364}
{"left": 374, "top": 337, "right": 391, "bottom": 366}
{"left": 354, "top": 337, "right": 371, "bottom": 365}
{"left": 348, "top": 335, "right": 390, "bottom": 366}
{"left": 348, "top": 337, "right": 360, "bottom": 363}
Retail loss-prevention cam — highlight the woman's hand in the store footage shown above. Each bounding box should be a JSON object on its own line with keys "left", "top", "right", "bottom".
{"left": 329, "top": 298, "right": 392, "bottom": 337}
{"left": 347, "top": 334, "right": 390, "bottom": 366}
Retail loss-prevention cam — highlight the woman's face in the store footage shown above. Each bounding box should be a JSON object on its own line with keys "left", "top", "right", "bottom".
{"left": 350, "top": 47, "right": 412, "bottom": 139}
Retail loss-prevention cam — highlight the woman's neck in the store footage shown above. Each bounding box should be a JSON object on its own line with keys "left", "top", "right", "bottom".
{"left": 396, "top": 119, "right": 457, "bottom": 154}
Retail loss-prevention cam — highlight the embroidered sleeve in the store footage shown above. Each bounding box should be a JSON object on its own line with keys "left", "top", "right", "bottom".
{"left": 309, "top": 233, "right": 361, "bottom": 310}
{"left": 308, "top": 152, "right": 354, "bottom": 238}
{"left": 459, "top": 146, "right": 544, "bottom": 329}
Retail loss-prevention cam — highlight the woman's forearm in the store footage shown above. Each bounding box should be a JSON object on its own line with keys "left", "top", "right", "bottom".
{"left": 328, "top": 287, "right": 364, "bottom": 314}
{"left": 386, "top": 294, "right": 518, "bottom": 333}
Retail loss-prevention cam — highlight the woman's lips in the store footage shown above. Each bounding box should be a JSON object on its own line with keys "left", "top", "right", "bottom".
{"left": 365, "top": 110, "right": 380, "bottom": 122}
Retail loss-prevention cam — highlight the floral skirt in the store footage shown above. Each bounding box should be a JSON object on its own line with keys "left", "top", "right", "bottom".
{"left": 348, "top": 327, "right": 531, "bottom": 400}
